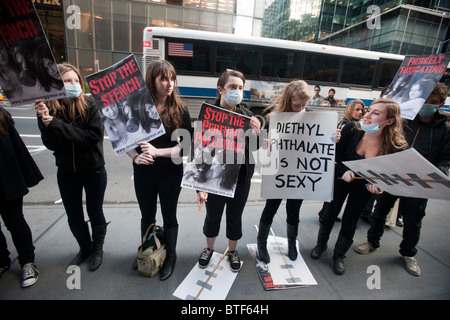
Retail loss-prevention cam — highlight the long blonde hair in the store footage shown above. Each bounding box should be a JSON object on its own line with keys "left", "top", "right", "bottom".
{"left": 266, "top": 80, "right": 312, "bottom": 115}
{"left": 46, "top": 63, "right": 89, "bottom": 124}
{"left": 356, "top": 98, "right": 408, "bottom": 155}
{"left": 145, "top": 60, "right": 185, "bottom": 130}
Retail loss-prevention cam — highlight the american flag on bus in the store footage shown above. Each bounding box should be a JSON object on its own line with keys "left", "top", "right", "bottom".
{"left": 168, "top": 42, "right": 194, "bottom": 57}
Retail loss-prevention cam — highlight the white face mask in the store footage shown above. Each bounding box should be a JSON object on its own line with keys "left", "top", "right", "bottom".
{"left": 224, "top": 89, "right": 243, "bottom": 106}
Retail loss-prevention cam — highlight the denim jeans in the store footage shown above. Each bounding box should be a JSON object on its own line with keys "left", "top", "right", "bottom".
{"left": 57, "top": 166, "right": 107, "bottom": 248}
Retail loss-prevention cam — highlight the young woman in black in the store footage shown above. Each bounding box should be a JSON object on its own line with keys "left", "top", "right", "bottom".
{"left": 127, "top": 60, "right": 191, "bottom": 281}
{"left": 35, "top": 63, "right": 108, "bottom": 271}
{"left": 0, "top": 107, "right": 43, "bottom": 287}
{"left": 196, "top": 69, "right": 262, "bottom": 272}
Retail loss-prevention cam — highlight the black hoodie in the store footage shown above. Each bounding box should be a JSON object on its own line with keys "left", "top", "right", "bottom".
{"left": 404, "top": 111, "right": 450, "bottom": 175}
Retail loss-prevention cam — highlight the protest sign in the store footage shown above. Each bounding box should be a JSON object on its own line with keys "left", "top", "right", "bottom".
{"left": 343, "top": 148, "right": 450, "bottom": 200}
{"left": 261, "top": 111, "right": 337, "bottom": 201}
{"left": 86, "top": 54, "right": 165, "bottom": 155}
{"left": 384, "top": 53, "right": 450, "bottom": 120}
{"left": 0, "top": 0, "right": 66, "bottom": 106}
{"left": 181, "top": 103, "right": 251, "bottom": 198}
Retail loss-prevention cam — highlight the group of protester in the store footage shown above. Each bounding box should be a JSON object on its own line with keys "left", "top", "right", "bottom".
{"left": 0, "top": 59, "right": 448, "bottom": 290}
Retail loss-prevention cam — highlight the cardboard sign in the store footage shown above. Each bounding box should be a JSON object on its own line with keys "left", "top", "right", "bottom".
{"left": 261, "top": 111, "right": 337, "bottom": 201}
{"left": 343, "top": 148, "right": 450, "bottom": 200}
{"left": 181, "top": 103, "right": 251, "bottom": 198}
{"left": 0, "top": 0, "right": 66, "bottom": 106}
{"left": 384, "top": 54, "right": 450, "bottom": 120}
{"left": 86, "top": 54, "right": 165, "bottom": 155}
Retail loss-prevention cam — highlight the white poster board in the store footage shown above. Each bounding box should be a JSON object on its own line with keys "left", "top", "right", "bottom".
{"left": 256, "top": 236, "right": 317, "bottom": 287}
{"left": 343, "top": 148, "right": 450, "bottom": 200}
{"left": 261, "top": 111, "right": 338, "bottom": 201}
{"left": 173, "top": 251, "right": 241, "bottom": 300}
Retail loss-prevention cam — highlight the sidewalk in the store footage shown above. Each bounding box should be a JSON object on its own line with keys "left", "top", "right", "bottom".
{"left": 1, "top": 198, "right": 449, "bottom": 300}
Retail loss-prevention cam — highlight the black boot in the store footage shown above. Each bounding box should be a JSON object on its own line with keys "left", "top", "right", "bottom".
{"left": 257, "top": 221, "right": 271, "bottom": 263}
{"left": 310, "top": 223, "right": 333, "bottom": 259}
{"left": 68, "top": 222, "right": 92, "bottom": 266}
{"left": 287, "top": 223, "right": 298, "bottom": 261}
{"left": 333, "top": 235, "right": 353, "bottom": 275}
{"left": 89, "top": 222, "right": 109, "bottom": 271}
{"left": 160, "top": 225, "right": 178, "bottom": 281}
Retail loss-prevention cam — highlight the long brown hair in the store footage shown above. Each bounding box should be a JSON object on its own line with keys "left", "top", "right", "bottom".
{"left": 356, "top": 98, "right": 408, "bottom": 155}
{"left": 0, "top": 106, "right": 13, "bottom": 135}
{"left": 145, "top": 60, "right": 185, "bottom": 130}
{"left": 46, "top": 62, "right": 89, "bottom": 124}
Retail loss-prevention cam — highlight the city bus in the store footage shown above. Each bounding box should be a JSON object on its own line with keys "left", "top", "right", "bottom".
{"left": 142, "top": 27, "right": 449, "bottom": 118}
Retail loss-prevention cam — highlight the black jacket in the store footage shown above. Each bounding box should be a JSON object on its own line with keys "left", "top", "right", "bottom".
{"left": 0, "top": 115, "right": 43, "bottom": 200}
{"left": 38, "top": 96, "right": 105, "bottom": 172}
{"left": 404, "top": 112, "right": 450, "bottom": 175}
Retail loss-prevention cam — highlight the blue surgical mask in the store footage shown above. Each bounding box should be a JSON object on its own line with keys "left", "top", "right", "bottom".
{"left": 224, "top": 89, "right": 243, "bottom": 106}
{"left": 418, "top": 104, "right": 437, "bottom": 117}
{"left": 65, "top": 83, "right": 82, "bottom": 99}
{"left": 359, "top": 119, "right": 389, "bottom": 133}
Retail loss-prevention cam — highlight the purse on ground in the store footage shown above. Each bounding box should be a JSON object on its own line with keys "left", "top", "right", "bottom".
{"left": 137, "top": 224, "right": 166, "bottom": 277}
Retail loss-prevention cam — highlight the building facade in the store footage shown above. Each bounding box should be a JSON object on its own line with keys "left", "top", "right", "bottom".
{"left": 36, "top": 0, "right": 265, "bottom": 77}
{"left": 262, "top": 0, "right": 450, "bottom": 55}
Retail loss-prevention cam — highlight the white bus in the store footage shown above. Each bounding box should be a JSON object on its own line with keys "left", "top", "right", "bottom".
{"left": 142, "top": 27, "right": 449, "bottom": 117}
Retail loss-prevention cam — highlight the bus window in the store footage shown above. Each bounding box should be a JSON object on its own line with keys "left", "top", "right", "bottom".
{"left": 378, "top": 61, "right": 401, "bottom": 88}
{"left": 167, "top": 40, "right": 212, "bottom": 73}
{"left": 215, "top": 44, "right": 258, "bottom": 76}
{"left": 303, "top": 54, "right": 339, "bottom": 83}
{"left": 261, "top": 50, "right": 302, "bottom": 79}
{"left": 341, "top": 58, "right": 376, "bottom": 86}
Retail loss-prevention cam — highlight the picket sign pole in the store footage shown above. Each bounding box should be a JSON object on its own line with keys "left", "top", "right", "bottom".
{"left": 195, "top": 247, "right": 229, "bottom": 299}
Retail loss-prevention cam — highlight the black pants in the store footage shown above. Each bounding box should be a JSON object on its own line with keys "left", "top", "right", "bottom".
{"left": 260, "top": 199, "right": 303, "bottom": 226}
{"left": 368, "top": 193, "right": 427, "bottom": 257}
{"left": 134, "top": 164, "right": 182, "bottom": 229}
{"left": 320, "top": 177, "right": 371, "bottom": 241}
{"left": 203, "top": 179, "right": 251, "bottom": 241}
{"left": 0, "top": 196, "right": 34, "bottom": 267}
{"left": 57, "top": 166, "right": 107, "bottom": 248}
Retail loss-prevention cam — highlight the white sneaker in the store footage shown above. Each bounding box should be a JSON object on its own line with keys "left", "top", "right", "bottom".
{"left": 403, "top": 256, "right": 421, "bottom": 276}
{"left": 21, "top": 263, "right": 39, "bottom": 287}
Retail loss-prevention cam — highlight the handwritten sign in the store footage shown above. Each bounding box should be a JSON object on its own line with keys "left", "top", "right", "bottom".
{"left": 385, "top": 53, "right": 450, "bottom": 120}
{"left": 86, "top": 54, "right": 165, "bottom": 155}
{"left": 343, "top": 148, "right": 450, "bottom": 200}
{"left": 261, "top": 111, "right": 337, "bottom": 201}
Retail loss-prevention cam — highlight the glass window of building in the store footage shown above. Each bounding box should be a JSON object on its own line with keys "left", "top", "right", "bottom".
{"left": 200, "top": 10, "right": 217, "bottom": 31}
{"left": 217, "top": 13, "right": 233, "bottom": 33}
{"left": 149, "top": 4, "right": 165, "bottom": 27}
{"left": 112, "top": 0, "right": 129, "bottom": 52}
{"left": 131, "top": 2, "right": 148, "bottom": 53}
{"left": 167, "top": 0, "right": 183, "bottom": 5}
{"left": 167, "top": 6, "right": 183, "bottom": 28}
{"left": 184, "top": 8, "right": 200, "bottom": 29}
{"left": 93, "top": 1, "right": 111, "bottom": 51}
{"left": 74, "top": 0, "right": 93, "bottom": 49}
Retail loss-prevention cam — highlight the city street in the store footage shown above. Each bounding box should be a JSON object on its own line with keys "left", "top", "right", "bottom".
{"left": 1, "top": 103, "right": 449, "bottom": 302}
